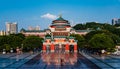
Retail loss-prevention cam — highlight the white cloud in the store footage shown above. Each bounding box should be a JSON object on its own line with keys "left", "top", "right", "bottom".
{"left": 41, "top": 13, "right": 57, "bottom": 20}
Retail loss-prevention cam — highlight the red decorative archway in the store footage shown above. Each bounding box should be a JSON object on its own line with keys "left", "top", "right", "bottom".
{"left": 65, "top": 44, "right": 69, "bottom": 52}
{"left": 74, "top": 44, "right": 77, "bottom": 52}
{"left": 42, "top": 45, "right": 46, "bottom": 52}
{"left": 50, "top": 43, "right": 55, "bottom": 52}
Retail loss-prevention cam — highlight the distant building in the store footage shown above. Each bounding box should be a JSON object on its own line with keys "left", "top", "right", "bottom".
{"left": 118, "top": 19, "right": 120, "bottom": 24}
{"left": 6, "top": 22, "right": 18, "bottom": 35}
{"left": 112, "top": 18, "right": 118, "bottom": 25}
{"left": 35, "top": 26, "right": 40, "bottom": 30}
{"left": 20, "top": 28, "right": 45, "bottom": 38}
{"left": 28, "top": 26, "right": 40, "bottom": 31}
{"left": 0, "top": 30, "right": 6, "bottom": 36}
{"left": 28, "top": 26, "right": 33, "bottom": 31}
{"left": 112, "top": 18, "right": 120, "bottom": 25}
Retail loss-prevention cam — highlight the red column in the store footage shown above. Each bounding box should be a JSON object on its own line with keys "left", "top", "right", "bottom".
{"left": 65, "top": 44, "right": 69, "bottom": 52}
{"left": 42, "top": 45, "right": 46, "bottom": 52}
{"left": 50, "top": 43, "right": 55, "bottom": 52}
{"left": 74, "top": 44, "right": 77, "bottom": 52}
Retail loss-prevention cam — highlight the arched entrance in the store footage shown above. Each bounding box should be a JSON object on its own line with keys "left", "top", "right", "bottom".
{"left": 61, "top": 44, "right": 65, "bottom": 53}
{"left": 46, "top": 45, "right": 50, "bottom": 53}
{"left": 55, "top": 44, "right": 59, "bottom": 53}
{"left": 70, "top": 45, "right": 74, "bottom": 52}
{"left": 54, "top": 44, "right": 65, "bottom": 53}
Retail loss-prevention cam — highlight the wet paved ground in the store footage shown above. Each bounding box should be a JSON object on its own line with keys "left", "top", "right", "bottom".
{"left": 0, "top": 52, "right": 120, "bottom": 69}
{"left": 81, "top": 52, "right": 120, "bottom": 69}
{"left": 19, "top": 53, "right": 100, "bottom": 69}
{"left": 0, "top": 53, "right": 39, "bottom": 69}
{"left": 91, "top": 54, "right": 120, "bottom": 69}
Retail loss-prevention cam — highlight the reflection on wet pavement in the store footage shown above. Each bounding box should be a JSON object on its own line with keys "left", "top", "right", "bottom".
{"left": 41, "top": 53, "right": 77, "bottom": 66}
{"left": 19, "top": 53, "right": 100, "bottom": 69}
{"left": 0, "top": 53, "right": 39, "bottom": 69}
{"left": 2, "top": 52, "right": 120, "bottom": 69}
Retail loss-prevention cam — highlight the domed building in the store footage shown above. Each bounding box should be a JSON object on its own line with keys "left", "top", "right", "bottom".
{"left": 49, "top": 16, "right": 71, "bottom": 36}
{"left": 21, "top": 16, "right": 91, "bottom": 53}
{"left": 43, "top": 16, "right": 77, "bottom": 52}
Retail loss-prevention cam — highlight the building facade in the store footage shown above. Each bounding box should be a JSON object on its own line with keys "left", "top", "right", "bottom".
{"left": 0, "top": 30, "right": 6, "bottom": 36}
{"left": 42, "top": 16, "right": 77, "bottom": 53}
{"left": 118, "top": 19, "right": 120, "bottom": 24}
{"left": 28, "top": 26, "right": 40, "bottom": 31}
{"left": 112, "top": 18, "right": 118, "bottom": 25}
{"left": 21, "top": 16, "right": 91, "bottom": 52}
{"left": 6, "top": 22, "right": 18, "bottom": 35}
{"left": 112, "top": 18, "right": 120, "bottom": 25}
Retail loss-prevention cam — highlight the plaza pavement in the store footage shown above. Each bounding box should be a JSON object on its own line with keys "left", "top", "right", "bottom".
{"left": 81, "top": 52, "right": 120, "bottom": 69}
{"left": 19, "top": 52, "right": 100, "bottom": 69}
{"left": 0, "top": 52, "right": 120, "bottom": 69}
{"left": 0, "top": 52, "right": 39, "bottom": 69}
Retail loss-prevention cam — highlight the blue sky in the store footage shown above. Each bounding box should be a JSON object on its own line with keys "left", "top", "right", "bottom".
{"left": 0, "top": 0, "right": 120, "bottom": 31}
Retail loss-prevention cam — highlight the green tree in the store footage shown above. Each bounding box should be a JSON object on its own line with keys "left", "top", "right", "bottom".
{"left": 10, "top": 36, "right": 23, "bottom": 48}
{"left": 73, "top": 24, "right": 86, "bottom": 30}
{"left": 15, "top": 33, "right": 25, "bottom": 40}
{"left": 102, "top": 23, "right": 115, "bottom": 32}
{"left": 112, "top": 28, "right": 120, "bottom": 37}
{"left": 85, "top": 22, "right": 103, "bottom": 30}
{"left": 23, "top": 36, "right": 43, "bottom": 51}
{"left": 70, "top": 34, "right": 85, "bottom": 48}
{"left": 109, "top": 34, "right": 120, "bottom": 44}
{"left": 89, "top": 34, "right": 115, "bottom": 49}
{"left": 114, "top": 24, "right": 120, "bottom": 27}
{"left": 0, "top": 36, "right": 10, "bottom": 50}
{"left": 85, "top": 30, "right": 110, "bottom": 41}
{"left": 0, "top": 34, "right": 25, "bottom": 51}
{"left": 4, "top": 44, "right": 11, "bottom": 53}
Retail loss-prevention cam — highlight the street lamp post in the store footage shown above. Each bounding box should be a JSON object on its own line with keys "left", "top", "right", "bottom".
{"left": 21, "top": 44, "right": 23, "bottom": 49}
{"left": 21, "top": 44, "right": 23, "bottom": 53}
{"left": 116, "top": 40, "right": 118, "bottom": 45}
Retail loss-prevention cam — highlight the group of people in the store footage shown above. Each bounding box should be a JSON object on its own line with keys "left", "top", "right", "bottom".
{"left": 16, "top": 47, "right": 23, "bottom": 55}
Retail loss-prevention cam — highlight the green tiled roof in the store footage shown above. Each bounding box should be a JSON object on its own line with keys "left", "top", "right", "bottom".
{"left": 45, "top": 36, "right": 51, "bottom": 39}
{"left": 51, "top": 24, "right": 70, "bottom": 26}
{"left": 54, "top": 36, "right": 67, "bottom": 38}
{"left": 20, "top": 28, "right": 26, "bottom": 32}
{"left": 23, "top": 30, "right": 45, "bottom": 32}
{"left": 96, "top": 27, "right": 101, "bottom": 30}
{"left": 56, "top": 16, "right": 65, "bottom": 21}
{"left": 75, "top": 40, "right": 78, "bottom": 42}
{"left": 69, "top": 36, "right": 75, "bottom": 39}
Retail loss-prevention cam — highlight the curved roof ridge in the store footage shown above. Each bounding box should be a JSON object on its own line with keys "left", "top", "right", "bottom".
{"left": 56, "top": 16, "right": 65, "bottom": 21}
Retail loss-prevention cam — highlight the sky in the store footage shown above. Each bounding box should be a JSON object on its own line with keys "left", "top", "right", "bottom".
{"left": 0, "top": 0, "right": 120, "bottom": 31}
